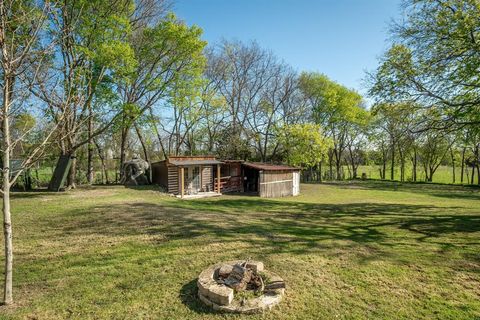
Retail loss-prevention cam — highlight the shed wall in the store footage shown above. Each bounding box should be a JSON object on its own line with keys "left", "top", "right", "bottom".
{"left": 259, "top": 170, "right": 294, "bottom": 198}
{"left": 168, "top": 166, "right": 179, "bottom": 194}
{"left": 201, "top": 166, "right": 213, "bottom": 191}
{"left": 151, "top": 161, "right": 168, "bottom": 188}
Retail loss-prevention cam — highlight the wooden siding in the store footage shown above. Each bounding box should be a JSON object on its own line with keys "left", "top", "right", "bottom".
{"left": 151, "top": 161, "right": 168, "bottom": 188}
{"left": 202, "top": 166, "right": 213, "bottom": 191}
{"left": 220, "top": 162, "right": 243, "bottom": 193}
{"left": 259, "top": 170, "right": 294, "bottom": 198}
{"left": 168, "top": 166, "right": 179, "bottom": 194}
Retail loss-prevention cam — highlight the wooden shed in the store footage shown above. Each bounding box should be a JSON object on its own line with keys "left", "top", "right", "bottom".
{"left": 242, "top": 162, "right": 300, "bottom": 198}
{"left": 151, "top": 156, "right": 223, "bottom": 198}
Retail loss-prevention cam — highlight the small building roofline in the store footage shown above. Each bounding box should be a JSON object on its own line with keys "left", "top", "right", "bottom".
{"left": 243, "top": 162, "right": 300, "bottom": 171}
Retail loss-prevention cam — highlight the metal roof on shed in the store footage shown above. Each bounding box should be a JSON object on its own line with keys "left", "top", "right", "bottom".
{"left": 168, "top": 159, "right": 223, "bottom": 166}
{"left": 243, "top": 162, "right": 300, "bottom": 171}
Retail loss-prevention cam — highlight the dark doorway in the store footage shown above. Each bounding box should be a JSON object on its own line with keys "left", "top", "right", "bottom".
{"left": 243, "top": 166, "right": 259, "bottom": 193}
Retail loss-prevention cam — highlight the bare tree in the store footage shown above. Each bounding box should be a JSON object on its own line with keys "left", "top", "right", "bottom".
{"left": 0, "top": 0, "right": 59, "bottom": 304}
{"left": 207, "top": 40, "right": 300, "bottom": 161}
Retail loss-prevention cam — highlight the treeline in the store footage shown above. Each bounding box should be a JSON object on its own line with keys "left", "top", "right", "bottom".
{"left": 367, "top": 0, "right": 480, "bottom": 185}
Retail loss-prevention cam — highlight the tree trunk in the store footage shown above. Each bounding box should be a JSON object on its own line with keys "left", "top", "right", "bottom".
{"left": 460, "top": 147, "right": 465, "bottom": 184}
{"left": 477, "top": 163, "right": 480, "bottom": 185}
{"left": 319, "top": 161, "right": 322, "bottom": 182}
{"left": 328, "top": 152, "right": 333, "bottom": 180}
{"left": 86, "top": 99, "right": 94, "bottom": 184}
{"left": 382, "top": 160, "right": 386, "bottom": 180}
{"left": 476, "top": 145, "right": 480, "bottom": 185}
{"left": 336, "top": 161, "right": 342, "bottom": 180}
{"left": 2, "top": 78, "right": 13, "bottom": 304}
{"left": 134, "top": 122, "right": 149, "bottom": 163}
{"left": 381, "top": 143, "right": 387, "bottom": 180}
{"left": 94, "top": 139, "right": 109, "bottom": 184}
{"left": 390, "top": 139, "right": 395, "bottom": 180}
{"left": 120, "top": 126, "right": 129, "bottom": 177}
{"left": 450, "top": 149, "right": 455, "bottom": 184}
{"left": 412, "top": 148, "right": 417, "bottom": 182}
{"left": 334, "top": 148, "right": 342, "bottom": 180}
{"left": 2, "top": 173, "right": 12, "bottom": 306}
{"left": 66, "top": 154, "right": 77, "bottom": 189}
{"left": 471, "top": 165, "right": 475, "bottom": 185}
{"left": 429, "top": 166, "right": 435, "bottom": 182}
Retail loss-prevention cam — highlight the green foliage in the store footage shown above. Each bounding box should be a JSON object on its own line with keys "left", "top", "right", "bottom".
{"left": 299, "top": 72, "right": 367, "bottom": 127}
{"left": 65, "top": 0, "right": 137, "bottom": 78}
{"left": 276, "top": 123, "right": 332, "bottom": 167}
{"left": 368, "top": 0, "right": 480, "bottom": 127}
{"left": 13, "top": 113, "right": 36, "bottom": 133}
{"left": 133, "top": 13, "right": 206, "bottom": 92}
{"left": 215, "top": 125, "right": 252, "bottom": 160}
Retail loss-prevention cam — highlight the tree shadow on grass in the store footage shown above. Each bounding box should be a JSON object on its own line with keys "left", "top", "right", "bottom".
{"left": 52, "top": 197, "right": 480, "bottom": 260}
{"left": 23, "top": 195, "right": 480, "bottom": 316}
{"left": 11, "top": 188, "right": 61, "bottom": 199}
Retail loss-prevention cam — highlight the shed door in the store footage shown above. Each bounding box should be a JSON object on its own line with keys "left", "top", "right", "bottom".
{"left": 185, "top": 166, "right": 201, "bottom": 194}
{"left": 293, "top": 171, "right": 300, "bottom": 196}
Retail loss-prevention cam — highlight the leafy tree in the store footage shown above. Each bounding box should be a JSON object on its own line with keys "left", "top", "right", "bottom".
{"left": 276, "top": 123, "right": 331, "bottom": 168}
{"left": 33, "top": 0, "right": 137, "bottom": 188}
{"left": 299, "top": 72, "right": 367, "bottom": 179}
{"left": 117, "top": 13, "right": 206, "bottom": 168}
{"left": 418, "top": 131, "right": 453, "bottom": 182}
{"left": 215, "top": 125, "right": 252, "bottom": 160}
{"left": 371, "top": 102, "right": 418, "bottom": 181}
{"left": 206, "top": 41, "right": 300, "bottom": 162}
{"left": 368, "top": 0, "right": 480, "bottom": 129}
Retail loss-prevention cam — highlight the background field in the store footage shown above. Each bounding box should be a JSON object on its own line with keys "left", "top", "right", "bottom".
{"left": 1, "top": 181, "right": 479, "bottom": 319}
{"left": 357, "top": 165, "right": 475, "bottom": 185}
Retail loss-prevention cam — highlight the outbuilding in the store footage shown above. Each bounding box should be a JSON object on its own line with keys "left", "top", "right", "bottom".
{"left": 242, "top": 162, "right": 300, "bottom": 198}
{"left": 151, "top": 156, "right": 223, "bottom": 198}
{"left": 151, "top": 156, "right": 301, "bottom": 199}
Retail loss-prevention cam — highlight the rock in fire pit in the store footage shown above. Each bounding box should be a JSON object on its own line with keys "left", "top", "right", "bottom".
{"left": 197, "top": 260, "right": 285, "bottom": 314}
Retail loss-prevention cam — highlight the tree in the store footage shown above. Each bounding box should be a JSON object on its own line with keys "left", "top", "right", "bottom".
{"left": 371, "top": 102, "right": 417, "bottom": 181}
{"left": 276, "top": 123, "right": 331, "bottom": 169}
{"left": 117, "top": 13, "right": 206, "bottom": 170}
{"left": 299, "top": 72, "right": 367, "bottom": 180}
{"left": 154, "top": 76, "right": 208, "bottom": 156}
{"left": 368, "top": 0, "right": 480, "bottom": 129}
{"left": 417, "top": 131, "right": 453, "bottom": 182}
{"left": 207, "top": 40, "right": 300, "bottom": 162}
{"left": 0, "top": 0, "right": 58, "bottom": 304}
{"left": 33, "top": 0, "right": 136, "bottom": 189}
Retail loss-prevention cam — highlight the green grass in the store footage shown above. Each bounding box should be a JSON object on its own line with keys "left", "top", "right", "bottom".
{"left": 357, "top": 165, "right": 476, "bottom": 184}
{"left": 1, "top": 181, "right": 479, "bottom": 319}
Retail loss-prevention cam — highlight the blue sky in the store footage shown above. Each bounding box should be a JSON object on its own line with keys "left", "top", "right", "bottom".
{"left": 174, "top": 0, "right": 403, "bottom": 99}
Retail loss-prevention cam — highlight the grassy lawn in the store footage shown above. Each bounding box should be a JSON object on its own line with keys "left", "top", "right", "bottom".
{"left": 1, "top": 181, "right": 479, "bottom": 319}
{"left": 357, "top": 165, "right": 474, "bottom": 185}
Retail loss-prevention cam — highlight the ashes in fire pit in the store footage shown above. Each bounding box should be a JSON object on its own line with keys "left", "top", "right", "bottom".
{"left": 197, "top": 260, "right": 285, "bottom": 314}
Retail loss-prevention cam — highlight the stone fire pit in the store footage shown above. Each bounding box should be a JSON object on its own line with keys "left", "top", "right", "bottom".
{"left": 197, "top": 260, "right": 285, "bottom": 314}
